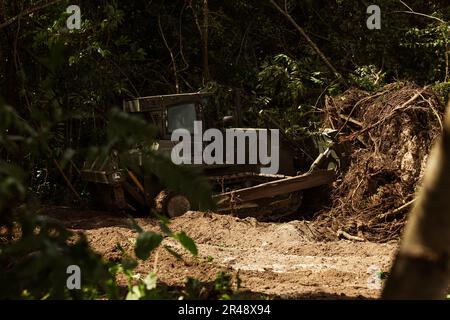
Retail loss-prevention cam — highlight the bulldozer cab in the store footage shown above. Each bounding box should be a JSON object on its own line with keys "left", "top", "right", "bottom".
{"left": 123, "top": 92, "right": 213, "bottom": 139}
{"left": 122, "top": 92, "right": 232, "bottom": 162}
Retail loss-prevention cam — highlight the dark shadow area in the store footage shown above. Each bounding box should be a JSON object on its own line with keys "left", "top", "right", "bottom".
{"left": 40, "top": 206, "right": 158, "bottom": 230}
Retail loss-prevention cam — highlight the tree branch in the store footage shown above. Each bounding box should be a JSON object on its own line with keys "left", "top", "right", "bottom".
{"left": 269, "top": 0, "right": 346, "bottom": 86}
{"left": 395, "top": 1, "right": 449, "bottom": 81}
{"left": 158, "top": 14, "right": 180, "bottom": 93}
{"left": 394, "top": 10, "right": 447, "bottom": 24}
{"left": 0, "top": 0, "right": 63, "bottom": 30}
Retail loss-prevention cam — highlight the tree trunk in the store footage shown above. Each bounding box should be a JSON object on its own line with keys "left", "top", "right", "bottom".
{"left": 201, "top": 0, "right": 210, "bottom": 83}
{"left": 0, "top": 0, "right": 17, "bottom": 107}
{"left": 382, "top": 103, "right": 450, "bottom": 299}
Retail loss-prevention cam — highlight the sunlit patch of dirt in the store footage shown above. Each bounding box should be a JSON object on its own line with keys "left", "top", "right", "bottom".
{"left": 44, "top": 207, "right": 398, "bottom": 299}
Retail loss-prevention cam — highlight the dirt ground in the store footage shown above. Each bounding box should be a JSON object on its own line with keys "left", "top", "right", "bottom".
{"left": 43, "top": 207, "right": 398, "bottom": 299}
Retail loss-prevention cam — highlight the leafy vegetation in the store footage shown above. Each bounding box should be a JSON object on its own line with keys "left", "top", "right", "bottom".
{"left": 1, "top": 0, "right": 450, "bottom": 299}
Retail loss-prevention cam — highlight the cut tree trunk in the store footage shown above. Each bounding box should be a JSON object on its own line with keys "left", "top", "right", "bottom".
{"left": 382, "top": 103, "right": 450, "bottom": 299}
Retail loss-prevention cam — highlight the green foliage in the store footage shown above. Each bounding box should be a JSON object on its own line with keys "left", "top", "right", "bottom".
{"left": 350, "top": 65, "right": 386, "bottom": 92}
{"left": 0, "top": 213, "right": 117, "bottom": 300}
{"left": 401, "top": 21, "right": 449, "bottom": 82}
{"left": 250, "top": 54, "right": 327, "bottom": 139}
{"left": 134, "top": 218, "right": 198, "bottom": 261}
{"left": 433, "top": 81, "right": 450, "bottom": 103}
{"left": 182, "top": 272, "right": 243, "bottom": 300}
{"left": 122, "top": 271, "right": 245, "bottom": 300}
{"left": 134, "top": 232, "right": 164, "bottom": 260}
{"left": 126, "top": 273, "right": 163, "bottom": 300}
{"left": 173, "top": 231, "right": 198, "bottom": 256}
{"left": 257, "top": 54, "right": 305, "bottom": 109}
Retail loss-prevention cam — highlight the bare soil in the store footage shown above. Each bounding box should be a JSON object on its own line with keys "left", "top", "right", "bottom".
{"left": 44, "top": 207, "right": 398, "bottom": 299}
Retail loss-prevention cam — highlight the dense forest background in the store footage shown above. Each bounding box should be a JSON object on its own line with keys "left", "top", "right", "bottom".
{"left": 1, "top": 0, "right": 450, "bottom": 299}
{"left": 2, "top": 0, "right": 450, "bottom": 200}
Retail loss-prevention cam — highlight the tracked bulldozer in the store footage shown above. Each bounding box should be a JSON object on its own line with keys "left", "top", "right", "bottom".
{"left": 81, "top": 91, "right": 342, "bottom": 218}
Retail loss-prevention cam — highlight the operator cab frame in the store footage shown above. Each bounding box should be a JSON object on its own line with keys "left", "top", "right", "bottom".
{"left": 123, "top": 92, "right": 213, "bottom": 140}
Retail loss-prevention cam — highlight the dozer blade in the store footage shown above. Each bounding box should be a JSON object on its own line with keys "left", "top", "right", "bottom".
{"left": 214, "top": 169, "right": 335, "bottom": 214}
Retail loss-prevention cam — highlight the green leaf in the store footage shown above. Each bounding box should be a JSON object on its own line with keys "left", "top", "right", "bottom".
{"left": 143, "top": 273, "right": 157, "bottom": 290}
{"left": 134, "top": 232, "right": 163, "bottom": 260}
{"left": 164, "top": 245, "right": 183, "bottom": 261}
{"left": 128, "top": 217, "right": 144, "bottom": 234}
{"left": 121, "top": 258, "right": 138, "bottom": 272}
{"left": 159, "top": 222, "right": 172, "bottom": 236}
{"left": 153, "top": 210, "right": 171, "bottom": 225}
{"left": 173, "top": 232, "right": 197, "bottom": 256}
{"left": 128, "top": 151, "right": 215, "bottom": 211}
{"left": 126, "top": 286, "right": 143, "bottom": 300}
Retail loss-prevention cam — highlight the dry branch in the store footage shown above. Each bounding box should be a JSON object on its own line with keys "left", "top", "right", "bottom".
{"left": 269, "top": 0, "right": 346, "bottom": 86}
{"left": 53, "top": 159, "right": 82, "bottom": 202}
{"left": 376, "top": 199, "right": 416, "bottom": 221}
{"left": 337, "top": 230, "right": 365, "bottom": 242}
{"left": 351, "top": 89, "right": 425, "bottom": 138}
{"left": 158, "top": 15, "right": 180, "bottom": 93}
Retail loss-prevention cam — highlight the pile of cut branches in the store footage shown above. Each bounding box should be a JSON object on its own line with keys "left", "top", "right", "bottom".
{"left": 314, "top": 82, "right": 445, "bottom": 242}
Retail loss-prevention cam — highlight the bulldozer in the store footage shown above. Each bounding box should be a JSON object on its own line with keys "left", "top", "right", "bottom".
{"left": 81, "top": 91, "right": 342, "bottom": 218}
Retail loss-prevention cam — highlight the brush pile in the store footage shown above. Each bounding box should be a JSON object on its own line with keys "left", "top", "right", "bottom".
{"left": 314, "top": 82, "right": 445, "bottom": 242}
